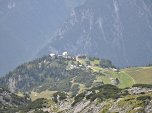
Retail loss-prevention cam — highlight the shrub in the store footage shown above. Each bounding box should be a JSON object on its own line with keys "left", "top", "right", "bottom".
{"left": 137, "top": 96, "right": 151, "bottom": 101}
{"left": 86, "top": 84, "right": 121, "bottom": 102}
{"left": 99, "top": 59, "right": 116, "bottom": 68}
{"left": 132, "top": 84, "right": 152, "bottom": 88}
{"left": 53, "top": 92, "right": 67, "bottom": 103}
{"left": 71, "top": 84, "right": 80, "bottom": 96}
{"left": 71, "top": 92, "right": 85, "bottom": 106}
{"left": 32, "top": 98, "right": 47, "bottom": 108}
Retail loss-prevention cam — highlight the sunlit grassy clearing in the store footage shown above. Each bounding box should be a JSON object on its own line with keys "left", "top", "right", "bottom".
{"left": 30, "top": 90, "right": 57, "bottom": 101}
{"left": 123, "top": 67, "right": 152, "bottom": 84}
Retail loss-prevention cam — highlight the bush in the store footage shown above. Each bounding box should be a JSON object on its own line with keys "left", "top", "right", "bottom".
{"left": 71, "top": 92, "right": 85, "bottom": 106}
{"left": 53, "top": 92, "right": 67, "bottom": 103}
{"left": 75, "top": 71, "right": 95, "bottom": 87}
{"left": 137, "top": 96, "right": 151, "bottom": 101}
{"left": 19, "top": 98, "right": 48, "bottom": 112}
{"left": 99, "top": 59, "right": 116, "bottom": 68}
{"left": 71, "top": 84, "right": 80, "bottom": 96}
{"left": 132, "top": 84, "right": 152, "bottom": 88}
{"left": 86, "top": 84, "right": 121, "bottom": 102}
{"left": 88, "top": 57, "right": 99, "bottom": 61}
{"left": 92, "top": 82, "right": 103, "bottom": 87}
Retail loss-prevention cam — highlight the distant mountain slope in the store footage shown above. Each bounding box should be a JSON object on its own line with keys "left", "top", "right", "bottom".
{"left": 0, "top": 0, "right": 85, "bottom": 76}
{"left": 39, "top": 0, "right": 152, "bottom": 67}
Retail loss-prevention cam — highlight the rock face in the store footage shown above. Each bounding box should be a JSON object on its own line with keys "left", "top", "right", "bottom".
{"left": 39, "top": 86, "right": 152, "bottom": 113}
{"left": 8, "top": 77, "right": 16, "bottom": 92}
{"left": 111, "top": 78, "right": 120, "bottom": 85}
{"left": 128, "top": 87, "right": 152, "bottom": 94}
{"left": 145, "top": 100, "right": 152, "bottom": 113}
{"left": 39, "top": 0, "right": 152, "bottom": 67}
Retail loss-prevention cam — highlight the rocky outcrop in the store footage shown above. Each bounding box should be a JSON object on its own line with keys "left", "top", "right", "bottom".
{"left": 145, "top": 100, "right": 152, "bottom": 113}
{"left": 128, "top": 87, "right": 152, "bottom": 94}
{"left": 8, "top": 77, "right": 16, "bottom": 92}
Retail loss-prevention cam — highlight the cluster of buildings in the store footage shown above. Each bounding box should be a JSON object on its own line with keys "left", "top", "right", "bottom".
{"left": 49, "top": 52, "right": 89, "bottom": 70}
{"left": 49, "top": 52, "right": 87, "bottom": 61}
{"left": 49, "top": 52, "right": 73, "bottom": 60}
{"left": 49, "top": 52, "right": 118, "bottom": 71}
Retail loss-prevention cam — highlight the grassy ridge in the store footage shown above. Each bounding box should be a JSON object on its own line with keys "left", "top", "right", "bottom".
{"left": 123, "top": 66, "right": 152, "bottom": 84}
{"left": 30, "top": 90, "right": 57, "bottom": 101}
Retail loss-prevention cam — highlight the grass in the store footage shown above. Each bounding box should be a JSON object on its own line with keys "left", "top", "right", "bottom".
{"left": 123, "top": 66, "right": 152, "bottom": 84}
{"left": 109, "top": 71, "right": 134, "bottom": 88}
{"left": 117, "top": 94, "right": 147, "bottom": 113}
{"left": 93, "top": 69, "right": 134, "bottom": 88}
{"left": 90, "top": 60, "right": 100, "bottom": 66}
{"left": 94, "top": 75, "right": 111, "bottom": 84}
{"left": 30, "top": 63, "right": 152, "bottom": 102}
{"left": 79, "top": 84, "right": 86, "bottom": 93}
{"left": 99, "top": 93, "right": 152, "bottom": 113}
{"left": 117, "top": 72, "right": 134, "bottom": 88}
{"left": 16, "top": 92, "right": 24, "bottom": 97}
{"left": 78, "top": 59, "right": 86, "bottom": 65}
{"left": 99, "top": 100, "right": 113, "bottom": 113}
{"left": 91, "top": 64, "right": 152, "bottom": 89}
{"left": 76, "top": 58, "right": 134, "bottom": 88}
{"left": 91, "top": 66, "right": 103, "bottom": 72}
{"left": 78, "top": 58, "right": 100, "bottom": 67}
{"left": 72, "top": 58, "right": 150, "bottom": 89}
{"left": 108, "top": 71, "right": 135, "bottom": 88}
{"left": 29, "top": 90, "right": 60, "bottom": 112}
{"left": 69, "top": 58, "right": 152, "bottom": 89}
{"left": 71, "top": 82, "right": 86, "bottom": 94}
{"left": 30, "top": 90, "right": 57, "bottom": 101}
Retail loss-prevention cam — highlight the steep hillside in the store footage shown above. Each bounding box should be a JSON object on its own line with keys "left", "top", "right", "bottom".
{"left": 39, "top": 0, "right": 152, "bottom": 67}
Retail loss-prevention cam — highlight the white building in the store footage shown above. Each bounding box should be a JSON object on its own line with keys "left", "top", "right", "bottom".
{"left": 49, "top": 53, "right": 56, "bottom": 58}
{"left": 62, "top": 52, "right": 68, "bottom": 56}
{"left": 62, "top": 52, "right": 68, "bottom": 58}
